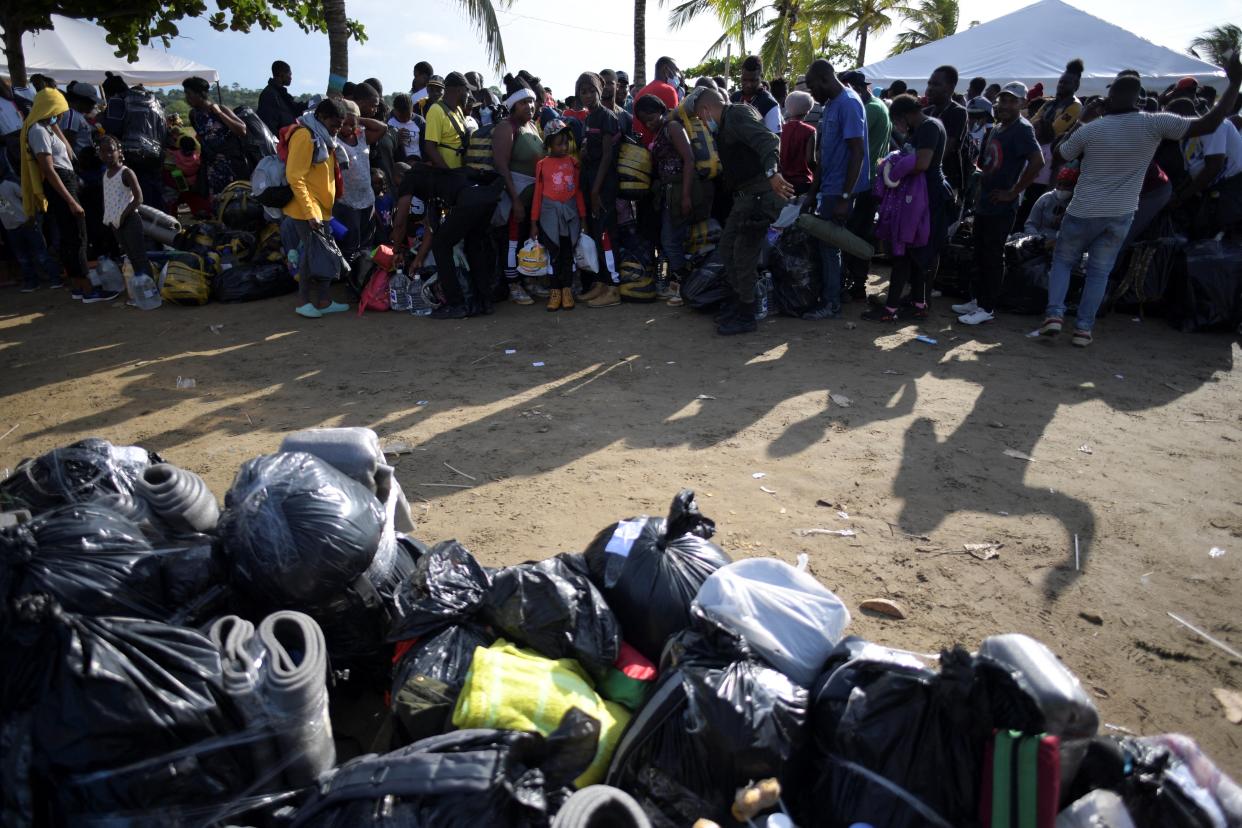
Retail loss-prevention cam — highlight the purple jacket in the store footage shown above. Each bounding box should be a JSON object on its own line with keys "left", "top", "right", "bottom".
{"left": 873, "top": 151, "right": 929, "bottom": 256}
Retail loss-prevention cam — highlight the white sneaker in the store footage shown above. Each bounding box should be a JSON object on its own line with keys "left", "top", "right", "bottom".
{"left": 951, "top": 299, "right": 979, "bottom": 315}
{"left": 958, "top": 308, "right": 995, "bottom": 326}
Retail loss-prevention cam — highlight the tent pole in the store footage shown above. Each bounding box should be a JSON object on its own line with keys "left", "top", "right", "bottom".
{"left": 214, "top": 81, "right": 223, "bottom": 105}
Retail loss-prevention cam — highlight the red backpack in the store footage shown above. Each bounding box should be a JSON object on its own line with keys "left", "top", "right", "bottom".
{"left": 278, "top": 123, "right": 345, "bottom": 198}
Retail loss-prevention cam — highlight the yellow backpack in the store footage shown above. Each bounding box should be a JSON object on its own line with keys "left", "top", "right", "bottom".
{"left": 617, "top": 141, "right": 653, "bottom": 197}
{"left": 672, "top": 104, "right": 721, "bottom": 181}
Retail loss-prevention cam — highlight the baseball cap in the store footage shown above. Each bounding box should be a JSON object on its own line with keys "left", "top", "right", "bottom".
{"left": 444, "top": 72, "right": 468, "bottom": 89}
{"left": 999, "top": 81, "right": 1029, "bottom": 100}
{"left": 543, "top": 118, "right": 571, "bottom": 136}
{"left": 840, "top": 70, "right": 868, "bottom": 86}
{"left": 966, "top": 96, "right": 993, "bottom": 116}
{"left": 1175, "top": 76, "right": 1198, "bottom": 91}
{"left": 66, "top": 80, "right": 101, "bottom": 104}
{"left": 616, "top": 70, "right": 629, "bottom": 84}
{"left": 426, "top": 75, "right": 445, "bottom": 89}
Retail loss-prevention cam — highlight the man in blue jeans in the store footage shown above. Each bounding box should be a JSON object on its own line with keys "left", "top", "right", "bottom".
{"left": 1043, "top": 55, "right": 1241, "bottom": 347}
{"left": 803, "top": 59, "right": 868, "bottom": 321}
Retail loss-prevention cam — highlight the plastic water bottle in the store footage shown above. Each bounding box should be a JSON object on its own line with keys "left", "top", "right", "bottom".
{"left": 409, "top": 273, "right": 433, "bottom": 316}
{"left": 129, "top": 263, "right": 162, "bottom": 311}
{"left": 119, "top": 256, "right": 135, "bottom": 295}
{"left": 755, "top": 270, "right": 772, "bottom": 321}
{"left": 388, "top": 268, "right": 412, "bottom": 312}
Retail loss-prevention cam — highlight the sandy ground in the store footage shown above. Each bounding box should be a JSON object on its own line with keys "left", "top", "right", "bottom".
{"left": 2, "top": 282, "right": 1240, "bottom": 777}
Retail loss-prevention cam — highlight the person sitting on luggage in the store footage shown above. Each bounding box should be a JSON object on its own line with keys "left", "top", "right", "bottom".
{"left": 97, "top": 135, "right": 155, "bottom": 292}
{"left": 1024, "top": 166, "right": 1078, "bottom": 250}
{"left": 530, "top": 121, "right": 586, "bottom": 312}
{"left": 1166, "top": 96, "right": 1242, "bottom": 238}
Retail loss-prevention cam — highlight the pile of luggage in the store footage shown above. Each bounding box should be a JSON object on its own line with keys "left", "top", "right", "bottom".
{"left": 1, "top": 430, "right": 1238, "bottom": 827}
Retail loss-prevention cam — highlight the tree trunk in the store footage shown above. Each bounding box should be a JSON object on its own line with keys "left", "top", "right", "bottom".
{"left": 324, "top": 0, "right": 349, "bottom": 96}
{"left": 856, "top": 23, "right": 868, "bottom": 67}
{"left": 633, "top": 0, "right": 647, "bottom": 87}
{"left": 1, "top": 15, "right": 27, "bottom": 88}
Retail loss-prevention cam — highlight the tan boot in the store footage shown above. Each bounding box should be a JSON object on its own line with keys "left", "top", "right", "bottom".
{"left": 587, "top": 285, "right": 621, "bottom": 308}
{"left": 546, "top": 289, "right": 562, "bottom": 311}
{"left": 560, "top": 287, "right": 575, "bottom": 310}
{"left": 579, "top": 283, "right": 606, "bottom": 303}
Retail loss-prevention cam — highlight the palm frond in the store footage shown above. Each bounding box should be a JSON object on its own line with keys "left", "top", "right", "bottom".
{"left": 456, "top": 0, "right": 508, "bottom": 70}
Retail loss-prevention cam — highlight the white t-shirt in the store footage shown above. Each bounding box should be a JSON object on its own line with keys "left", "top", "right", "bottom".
{"left": 1182, "top": 122, "right": 1242, "bottom": 184}
{"left": 1057, "top": 111, "right": 1190, "bottom": 219}
{"left": 387, "top": 115, "right": 421, "bottom": 158}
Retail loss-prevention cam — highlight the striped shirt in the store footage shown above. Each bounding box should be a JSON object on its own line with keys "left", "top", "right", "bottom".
{"left": 1058, "top": 111, "right": 1190, "bottom": 218}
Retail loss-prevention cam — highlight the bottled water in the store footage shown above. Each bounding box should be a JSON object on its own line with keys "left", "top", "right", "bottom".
{"left": 409, "top": 273, "right": 433, "bottom": 317}
{"left": 129, "top": 261, "right": 162, "bottom": 311}
{"left": 755, "top": 270, "right": 772, "bottom": 321}
{"left": 388, "top": 268, "right": 412, "bottom": 312}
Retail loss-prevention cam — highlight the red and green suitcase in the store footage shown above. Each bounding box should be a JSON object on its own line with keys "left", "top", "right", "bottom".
{"left": 979, "top": 730, "right": 1061, "bottom": 828}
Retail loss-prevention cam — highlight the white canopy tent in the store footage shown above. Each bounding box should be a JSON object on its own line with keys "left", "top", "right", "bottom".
{"left": 858, "top": 0, "right": 1224, "bottom": 97}
{"left": 1, "top": 15, "right": 218, "bottom": 87}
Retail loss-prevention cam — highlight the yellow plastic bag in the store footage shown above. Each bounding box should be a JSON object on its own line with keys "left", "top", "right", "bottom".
{"left": 451, "top": 640, "right": 630, "bottom": 787}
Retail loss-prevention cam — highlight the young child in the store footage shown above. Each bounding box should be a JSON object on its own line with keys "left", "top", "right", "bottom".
{"left": 372, "top": 167, "right": 394, "bottom": 241}
{"left": 530, "top": 121, "right": 586, "bottom": 311}
{"left": 387, "top": 93, "right": 423, "bottom": 162}
{"left": 0, "top": 165, "right": 62, "bottom": 292}
{"left": 98, "top": 135, "right": 152, "bottom": 295}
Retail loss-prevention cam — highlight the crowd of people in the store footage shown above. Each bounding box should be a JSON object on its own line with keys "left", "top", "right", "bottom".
{"left": 4, "top": 45, "right": 1242, "bottom": 341}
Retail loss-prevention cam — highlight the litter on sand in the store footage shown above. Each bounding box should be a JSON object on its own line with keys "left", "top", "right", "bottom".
{"left": 759, "top": 486, "right": 777, "bottom": 495}
{"left": 752, "top": 472, "right": 767, "bottom": 479}
{"left": 416, "top": 401, "right": 429, "bottom": 406}
{"left": 1079, "top": 444, "right": 1094, "bottom": 455}
{"left": 504, "top": 349, "right": 517, "bottom": 355}
{"left": 963, "top": 542, "right": 1002, "bottom": 561}
{"left": 796, "top": 528, "right": 857, "bottom": 537}
{"left": 829, "top": 393, "right": 854, "bottom": 408}
{"left": 1212, "top": 688, "right": 1242, "bottom": 724}
{"left": 859, "top": 598, "right": 907, "bottom": 620}
{"left": 175, "top": 376, "right": 196, "bottom": 389}
{"left": 532, "top": 362, "right": 545, "bottom": 367}
{"left": 1209, "top": 547, "right": 1227, "bottom": 558}
{"left": 914, "top": 335, "right": 938, "bottom": 345}
{"left": 382, "top": 440, "right": 415, "bottom": 456}
{"left": 836, "top": 511, "right": 849, "bottom": 520}
{"left": 696, "top": 394, "right": 717, "bottom": 400}
{"left": 1168, "top": 612, "right": 1242, "bottom": 662}
{"left": 1003, "top": 448, "right": 1035, "bottom": 462}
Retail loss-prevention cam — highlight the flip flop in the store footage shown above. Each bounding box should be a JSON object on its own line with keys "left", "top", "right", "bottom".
{"left": 296, "top": 303, "right": 323, "bottom": 318}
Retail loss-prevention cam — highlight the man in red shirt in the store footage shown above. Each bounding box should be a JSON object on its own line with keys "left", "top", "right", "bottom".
{"left": 633, "top": 57, "right": 682, "bottom": 146}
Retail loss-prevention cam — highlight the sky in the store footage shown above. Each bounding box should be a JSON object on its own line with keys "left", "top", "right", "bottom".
{"left": 147, "top": 0, "right": 1237, "bottom": 96}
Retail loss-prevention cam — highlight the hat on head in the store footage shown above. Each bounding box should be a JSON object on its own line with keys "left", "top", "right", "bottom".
{"left": 1000, "top": 81, "right": 1029, "bottom": 100}
{"left": 444, "top": 72, "right": 468, "bottom": 89}
{"left": 1056, "top": 166, "right": 1080, "bottom": 187}
{"left": 840, "top": 70, "right": 867, "bottom": 87}
{"left": 465, "top": 71, "right": 484, "bottom": 91}
{"left": 966, "top": 95, "right": 994, "bottom": 116}
{"left": 1175, "top": 76, "right": 1198, "bottom": 91}
{"left": 543, "top": 118, "right": 571, "bottom": 137}
{"left": 66, "top": 80, "right": 101, "bottom": 104}
{"left": 616, "top": 70, "right": 629, "bottom": 84}
{"left": 426, "top": 75, "right": 445, "bottom": 89}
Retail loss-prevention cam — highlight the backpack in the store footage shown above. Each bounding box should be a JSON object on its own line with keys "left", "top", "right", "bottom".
{"left": 251, "top": 155, "right": 293, "bottom": 209}
{"left": 673, "top": 104, "right": 721, "bottom": 180}
{"left": 232, "top": 104, "right": 277, "bottom": 168}
{"left": 215, "top": 181, "right": 265, "bottom": 231}
{"left": 465, "top": 122, "right": 498, "bottom": 180}
{"left": 120, "top": 88, "right": 166, "bottom": 166}
{"left": 357, "top": 267, "right": 391, "bottom": 315}
{"left": 617, "top": 139, "right": 653, "bottom": 197}
{"left": 159, "top": 252, "right": 213, "bottom": 306}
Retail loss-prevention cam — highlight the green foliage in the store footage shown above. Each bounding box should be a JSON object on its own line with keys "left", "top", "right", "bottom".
{"left": 889, "top": 0, "right": 959, "bottom": 56}
{"left": 152, "top": 86, "right": 269, "bottom": 118}
{"left": 684, "top": 56, "right": 744, "bottom": 85}
{"left": 1189, "top": 24, "right": 1242, "bottom": 66}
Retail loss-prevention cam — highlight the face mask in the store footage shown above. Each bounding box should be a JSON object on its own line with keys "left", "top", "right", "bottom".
{"left": 48, "top": 115, "right": 59, "bottom": 125}
{"left": 1056, "top": 189, "right": 1072, "bottom": 201}
{"left": 706, "top": 117, "right": 719, "bottom": 134}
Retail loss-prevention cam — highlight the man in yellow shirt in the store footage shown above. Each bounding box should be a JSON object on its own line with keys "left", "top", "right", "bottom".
{"left": 425, "top": 72, "right": 471, "bottom": 170}
{"left": 282, "top": 97, "right": 348, "bottom": 318}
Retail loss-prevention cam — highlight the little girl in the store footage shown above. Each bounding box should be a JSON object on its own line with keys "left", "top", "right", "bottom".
{"left": 98, "top": 135, "right": 153, "bottom": 293}
{"left": 530, "top": 121, "right": 586, "bottom": 311}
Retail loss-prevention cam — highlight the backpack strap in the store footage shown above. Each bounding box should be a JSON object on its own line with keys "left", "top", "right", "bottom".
{"left": 434, "top": 101, "right": 470, "bottom": 156}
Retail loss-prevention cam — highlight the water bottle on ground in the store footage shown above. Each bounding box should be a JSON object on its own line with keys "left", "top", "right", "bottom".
{"left": 755, "top": 269, "right": 772, "bottom": 321}
{"left": 128, "top": 259, "right": 162, "bottom": 311}
{"left": 409, "top": 273, "right": 433, "bottom": 317}
{"left": 388, "top": 268, "right": 412, "bottom": 312}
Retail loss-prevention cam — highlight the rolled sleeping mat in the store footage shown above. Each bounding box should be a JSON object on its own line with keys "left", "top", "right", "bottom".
{"left": 279, "top": 427, "right": 383, "bottom": 494}
{"left": 139, "top": 204, "right": 182, "bottom": 246}
{"left": 135, "top": 463, "right": 220, "bottom": 534}
{"left": 209, "top": 616, "right": 280, "bottom": 777}
{"left": 257, "top": 610, "right": 335, "bottom": 788}
{"left": 794, "top": 213, "right": 876, "bottom": 260}
{"left": 551, "top": 785, "right": 652, "bottom": 828}
{"left": 617, "top": 142, "right": 653, "bottom": 196}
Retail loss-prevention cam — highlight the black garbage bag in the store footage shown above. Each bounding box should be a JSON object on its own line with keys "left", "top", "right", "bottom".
{"left": 482, "top": 554, "right": 620, "bottom": 682}
{"left": 391, "top": 623, "right": 496, "bottom": 745}
{"left": 389, "top": 540, "right": 494, "bottom": 640}
{"left": 799, "top": 640, "right": 989, "bottom": 828}
{"left": 213, "top": 262, "right": 298, "bottom": 303}
{"left": 1113, "top": 734, "right": 1242, "bottom": 828}
{"left": 584, "top": 490, "right": 730, "bottom": 664}
{"left": 811, "top": 755, "right": 954, "bottom": 828}
{"left": 0, "top": 711, "right": 33, "bottom": 827}
{"left": 606, "top": 616, "right": 808, "bottom": 827}
{"left": 680, "top": 251, "right": 728, "bottom": 310}
{"left": 0, "top": 438, "right": 161, "bottom": 515}
{"left": 288, "top": 708, "right": 601, "bottom": 827}
{"left": 219, "top": 452, "right": 386, "bottom": 607}
{"left": 997, "top": 236, "right": 1051, "bottom": 315}
{"left": 1169, "top": 239, "right": 1242, "bottom": 332}
{"left": 769, "top": 226, "right": 821, "bottom": 316}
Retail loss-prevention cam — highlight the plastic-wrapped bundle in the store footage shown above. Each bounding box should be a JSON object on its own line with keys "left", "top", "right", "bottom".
{"left": 584, "top": 490, "right": 731, "bottom": 664}
{"left": 389, "top": 540, "right": 493, "bottom": 640}
{"left": 288, "top": 709, "right": 600, "bottom": 827}
{"left": 391, "top": 624, "right": 496, "bottom": 744}
{"left": 219, "top": 452, "right": 386, "bottom": 606}
{"left": 482, "top": 554, "right": 621, "bottom": 682}
{"left": 692, "top": 557, "right": 851, "bottom": 687}
{"left": 680, "top": 251, "right": 728, "bottom": 309}
{"left": 768, "top": 226, "right": 821, "bottom": 317}
{"left": 606, "top": 617, "right": 808, "bottom": 827}
{"left": 135, "top": 463, "right": 220, "bottom": 534}
{"left": 0, "top": 438, "right": 161, "bottom": 515}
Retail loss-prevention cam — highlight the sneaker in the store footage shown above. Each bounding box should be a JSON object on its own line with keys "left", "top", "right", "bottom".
{"left": 656, "top": 278, "right": 678, "bottom": 300}
{"left": 802, "top": 305, "right": 841, "bottom": 321}
{"left": 48, "top": 281, "right": 65, "bottom": 289}
{"left": 1071, "top": 329, "right": 1093, "bottom": 348}
{"left": 524, "top": 278, "right": 550, "bottom": 299}
{"left": 546, "top": 289, "right": 562, "bottom": 311}
{"left": 958, "top": 308, "right": 995, "bottom": 326}
{"left": 70, "top": 289, "right": 84, "bottom": 300}
{"left": 560, "top": 287, "right": 575, "bottom": 310}
{"left": 717, "top": 307, "right": 757, "bottom": 335}
{"left": 509, "top": 282, "right": 534, "bottom": 305}
{"left": 82, "top": 288, "right": 120, "bottom": 304}
{"left": 861, "top": 306, "right": 899, "bottom": 323}
{"left": 295, "top": 303, "right": 323, "bottom": 318}
{"left": 903, "top": 303, "right": 930, "bottom": 320}
{"left": 20, "top": 284, "right": 37, "bottom": 293}
{"left": 579, "top": 283, "right": 606, "bottom": 303}
{"left": 951, "top": 299, "right": 979, "bottom": 315}
{"left": 1039, "top": 317, "right": 1063, "bottom": 337}
{"left": 430, "top": 303, "right": 469, "bottom": 319}
{"left": 666, "top": 282, "right": 684, "bottom": 307}
{"left": 320, "top": 301, "right": 350, "bottom": 314}
{"left": 587, "top": 285, "right": 621, "bottom": 308}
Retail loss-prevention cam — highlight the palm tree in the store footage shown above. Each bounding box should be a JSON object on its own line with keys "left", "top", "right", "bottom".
{"left": 809, "top": 0, "right": 904, "bottom": 67}
{"left": 325, "top": 0, "right": 349, "bottom": 95}
{"left": 889, "top": 0, "right": 959, "bottom": 56}
{"left": 668, "top": 0, "right": 766, "bottom": 62}
{"left": 636, "top": 0, "right": 648, "bottom": 86}
{"left": 1189, "top": 24, "right": 1242, "bottom": 66}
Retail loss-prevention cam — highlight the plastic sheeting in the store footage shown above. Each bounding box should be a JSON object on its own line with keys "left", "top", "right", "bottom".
{"left": 0, "top": 438, "right": 160, "bottom": 515}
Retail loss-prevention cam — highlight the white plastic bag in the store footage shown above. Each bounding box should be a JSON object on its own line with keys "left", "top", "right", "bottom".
{"left": 575, "top": 233, "right": 599, "bottom": 273}
{"left": 692, "top": 557, "right": 850, "bottom": 686}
